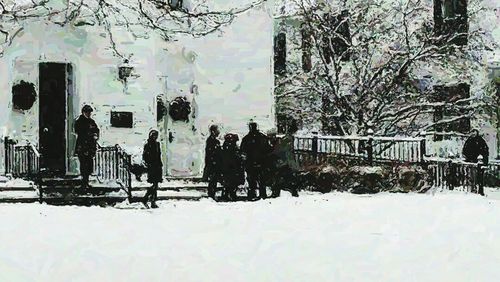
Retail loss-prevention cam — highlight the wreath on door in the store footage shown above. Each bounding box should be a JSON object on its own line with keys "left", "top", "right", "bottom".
{"left": 168, "top": 96, "right": 191, "bottom": 122}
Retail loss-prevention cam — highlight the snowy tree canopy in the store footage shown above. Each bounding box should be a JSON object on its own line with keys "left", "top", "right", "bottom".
{"left": 274, "top": 0, "right": 498, "bottom": 136}
{"left": 0, "top": 0, "right": 266, "bottom": 58}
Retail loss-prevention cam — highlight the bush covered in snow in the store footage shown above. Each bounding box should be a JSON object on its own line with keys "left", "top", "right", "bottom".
{"left": 301, "top": 157, "right": 430, "bottom": 194}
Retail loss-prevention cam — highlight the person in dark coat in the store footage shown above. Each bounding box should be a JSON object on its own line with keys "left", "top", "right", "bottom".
{"left": 142, "top": 130, "right": 163, "bottom": 208}
{"left": 74, "top": 105, "right": 99, "bottom": 189}
{"left": 269, "top": 120, "right": 300, "bottom": 198}
{"left": 221, "top": 133, "right": 245, "bottom": 201}
{"left": 203, "top": 125, "right": 222, "bottom": 200}
{"left": 462, "top": 129, "right": 489, "bottom": 165}
{"left": 241, "top": 122, "right": 272, "bottom": 200}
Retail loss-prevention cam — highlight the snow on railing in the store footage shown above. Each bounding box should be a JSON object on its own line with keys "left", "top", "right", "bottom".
{"left": 4, "top": 137, "right": 40, "bottom": 179}
{"left": 94, "top": 143, "right": 132, "bottom": 200}
{"left": 293, "top": 133, "right": 426, "bottom": 163}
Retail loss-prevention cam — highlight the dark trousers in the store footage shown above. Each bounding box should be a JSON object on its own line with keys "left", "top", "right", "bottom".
{"left": 246, "top": 166, "right": 266, "bottom": 199}
{"left": 78, "top": 155, "right": 94, "bottom": 187}
{"left": 144, "top": 183, "right": 158, "bottom": 203}
{"left": 207, "top": 173, "right": 220, "bottom": 199}
{"left": 222, "top": 183, "right": 238, "bottom": 201}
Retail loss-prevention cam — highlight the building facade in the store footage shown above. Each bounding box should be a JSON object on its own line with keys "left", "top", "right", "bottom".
{"left": 0, "top": 1, "right": 275, "bottom": 177}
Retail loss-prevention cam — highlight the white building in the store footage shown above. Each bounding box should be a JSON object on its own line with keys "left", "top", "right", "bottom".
{"left": 0, "top": 1, "right": 275, "bottom": 177}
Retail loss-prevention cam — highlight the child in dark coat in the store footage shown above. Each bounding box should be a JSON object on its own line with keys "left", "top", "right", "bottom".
{"left": 142, "top": 130, "right": 163, "bottom": 208}
{"left": 221, "top": 133, "right": 245, "bottom": 201}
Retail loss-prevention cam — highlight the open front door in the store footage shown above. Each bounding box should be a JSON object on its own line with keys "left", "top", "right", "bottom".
{"left": 39, "top": 63, "right": 68, "bottom": 175}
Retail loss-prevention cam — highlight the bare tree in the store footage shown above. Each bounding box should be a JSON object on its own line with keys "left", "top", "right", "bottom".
{"left": 0, "top": 0, "right": 266, "bottom": 58}
{"left": 274, "top": 0, "right": 496, "bottom": 136}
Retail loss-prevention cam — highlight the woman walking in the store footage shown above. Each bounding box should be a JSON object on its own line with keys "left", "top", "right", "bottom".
{"left": 142, "top": 130, "right": 163, "bottom": 208}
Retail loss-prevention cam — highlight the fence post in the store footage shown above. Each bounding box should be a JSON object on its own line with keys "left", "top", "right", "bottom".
{"left": 4, "top": 137, "right": 8, "bottom": 175}
{"left": 367, "top": 129, "right": 374, "bottom": 165}
{"left": 312, "top": 131, "right": 319, "bottom": 163}
{"left": 477, "top": 155, "right": 485, "bottom": 196}
{"left": 27, "top": 143, "right": 32, "bottom": 179}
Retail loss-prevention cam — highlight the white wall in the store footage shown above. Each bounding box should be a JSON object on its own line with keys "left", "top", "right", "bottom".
{"left": 0, "top": 3, "right": 275, "bottom": 176}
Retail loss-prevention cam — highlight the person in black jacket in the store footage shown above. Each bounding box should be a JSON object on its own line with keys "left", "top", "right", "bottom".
{"left": 462, "top": 129, "right": 489, "bottom": 164}
{"left": 74, "top": 105, "right": 99, "bottom": 189}
{"left": 203, "top": 125, "right": 222, "bottom": 200}
{"left": 221, "top": 133, "right": 245, "bottom": 201}
{"left": 241, "top": 122, "right": 272, "bottom": 200}
{"left": 142, "top": 130, "right": 163, "bottom": 208}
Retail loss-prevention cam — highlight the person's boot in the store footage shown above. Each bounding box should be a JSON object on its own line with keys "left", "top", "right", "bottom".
{"left": 151, "top": 201, "right": 159, "bottom": 209}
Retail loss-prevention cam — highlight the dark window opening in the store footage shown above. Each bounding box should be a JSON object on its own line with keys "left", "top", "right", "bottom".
{"left": 12, "top": 80, "right": 37, "bottom": 111}
{"left": 274, "top": 32, "right": 287, "bottom": 75}
{"left": 157, "top": 97, "right": 167, "bottom": 121}
{"left": 301, "top": 26, "right": 312, "bottom": 72}
{"left": 434, "top": 0, "right": 468, "bottom": 45}
{"left": 277, "top": 114, "right": 300, "bottom": 134}
{"left": 111, "top": 111, "right": 133, "bottom": 128}
{"left": 431, "top": 83, "right": 471, "bottom": 140}
{"left": 169, "top": 96, "right": 191, "bottom": 122}
{"left": 322, "top": 10, "right": 351, "bottom": 63}
{"left": 169, "top": 0, "right": 183, "bottom": 10}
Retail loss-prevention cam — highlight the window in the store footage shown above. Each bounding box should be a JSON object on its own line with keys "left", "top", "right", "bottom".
{"left": 322, "top": 10, "right": 351, "bottom": 63}
{"left": 277, "top": 114, "right": 299, "bottom": 134}
{"left": 110, "top": 111, "right": 133, "bottom": 128}
{"left": 434, "top": 0, "right": 468, "bottom": 45}
{"left": 431, "top": 83, "right": 471, "bottom": 140}
{"left": 301, "top": 26, "right": 312, "bottom": 72}
{"left": 157, "top": 97, "right": 167, "bottom": 121}
{"left": 274, "top": 32, "right": 287, "bottom": 75}
{"left": 169, "top": 0, "right": 183, "bottom": 10}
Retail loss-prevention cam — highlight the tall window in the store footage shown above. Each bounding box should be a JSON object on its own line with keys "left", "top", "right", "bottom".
{"left": 301, "top": 26, "right": 312, "bottom": 72}
{"left": 274, "top": 32, "right": 287, "bottom": 75}
{"left": 434, "top": 0, "right": 468, "bottom": 45}
{"left": 431, "top": 83, "right": 471, "bottom": 140}
{"left": 322, "top": 10, "right": 351, "bottom": 63}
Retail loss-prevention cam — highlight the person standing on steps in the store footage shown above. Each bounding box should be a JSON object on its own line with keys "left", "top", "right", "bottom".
{"left": 203, "top": 125, "right": 222, "bottom": 200}
{"left": 74, "top": 105, "right": 99, "bottom": 189}
{"left": 241, "top": 121, "right": 272, "bottom": 200}
{"left": 142, "top": 130, "right": 163, "bottom": 209}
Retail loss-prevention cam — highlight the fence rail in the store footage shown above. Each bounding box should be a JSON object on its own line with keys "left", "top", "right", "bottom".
{"left": 94, "top": 144, "right": 132, "bottom": 199}
{"left": 4, "top": 137, "right": 40, "bottom": 179}
{"left": 426, "top": 158, "right": 485, "bottom": 194}
{"left": 291, "top": 133, "right": 495, "bottom": 194}
{"left": 294, "top": 134, "right": 426, "bottom": 164}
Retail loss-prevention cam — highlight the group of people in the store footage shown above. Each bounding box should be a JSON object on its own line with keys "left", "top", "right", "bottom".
{"left": 74, "top": 105, "right": 300, "bottom": 208}
{"left": 203, "top": 121, "right": 300, "bottom": 201}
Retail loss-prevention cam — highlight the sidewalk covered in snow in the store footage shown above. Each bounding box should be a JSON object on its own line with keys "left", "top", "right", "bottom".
{"left": 1, "top": 192, "right": 500, "bottom": 281}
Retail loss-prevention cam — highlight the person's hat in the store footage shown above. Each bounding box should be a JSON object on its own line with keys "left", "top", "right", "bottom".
{"left": 224, "top": 133, "right": 239, "bottom": 142}
{"left": 82, "top": 105, "right": 93, "bottom": 113}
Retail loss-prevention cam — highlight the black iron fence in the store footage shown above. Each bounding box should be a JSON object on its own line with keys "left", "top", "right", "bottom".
{"left": 294, "top": 133, "right": 426, "bottom": 165}
{"left": 291, "top": 133, "right": 495, "bottom": 194}
{"left": 94, "top": 144, "right": 132, "bottom": 199}
{"left": 426, "top": 158, "right": 486, "bottom": 195}
{"left": 4, "top": 137, "right": 40, "bottom": 179}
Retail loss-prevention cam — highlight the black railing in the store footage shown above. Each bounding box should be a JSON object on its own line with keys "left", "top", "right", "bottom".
{"left": 94, "top": 144, "right": 132, "bottom": 200}
{"left": 4, "top": 137, "right": 40, "bottom": 179}
{"left": 294, "top": 133, "right": 426, "bottom": 166}
{"left": 426, "top": 158, "right": 486, "bottom": 195}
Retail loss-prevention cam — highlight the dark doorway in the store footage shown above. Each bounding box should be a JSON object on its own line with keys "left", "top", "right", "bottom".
{"left": 39, "top": 63, "right": 68, "bottom": 175}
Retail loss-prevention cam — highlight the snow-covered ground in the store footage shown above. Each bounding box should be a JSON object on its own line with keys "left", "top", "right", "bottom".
{"left": 1, "top": 192, "right": 500, "bottom": 282}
